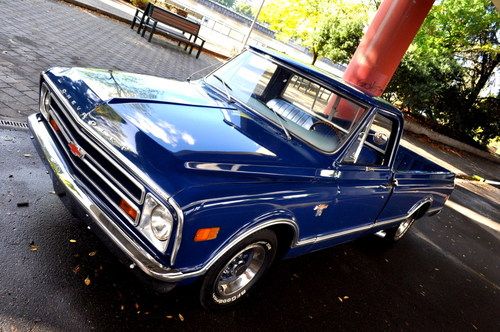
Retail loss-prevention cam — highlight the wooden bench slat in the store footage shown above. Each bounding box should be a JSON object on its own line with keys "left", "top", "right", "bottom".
{"left": 136, "top": 4, "right": 205, "bottom": 59}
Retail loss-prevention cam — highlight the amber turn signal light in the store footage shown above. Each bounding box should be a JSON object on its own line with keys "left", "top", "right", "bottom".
{"left": 49, "top": 118, "right": 60, "bottom": 132}
{"left": 120, "top": 199, "right": 138, "bottom": 221}
{"left": 194, "top": 227, "right": 220, "bottom": 242}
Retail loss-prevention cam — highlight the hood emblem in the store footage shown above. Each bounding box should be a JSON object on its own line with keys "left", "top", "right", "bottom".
{"left": 314, "top": 204, "right": 329, "bottom": 217}
{"left": 68, "top": 142, "right": 86, "bottom": 158}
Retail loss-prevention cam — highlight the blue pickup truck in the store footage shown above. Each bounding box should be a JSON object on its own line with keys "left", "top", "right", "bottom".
{"left": 28, "top": 46, "right": 454, "bottom": 308}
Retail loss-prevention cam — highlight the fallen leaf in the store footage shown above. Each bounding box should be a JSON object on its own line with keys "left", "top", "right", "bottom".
{"left": 88, "top": 251, "right": 97, "bottom": 257}
{"left": 69, "top": 239, "right": 77, "bottom": 243}
{"left": 72, "top": 265, "right": 81, "bottom": 274}
{"left": 84, "top": 277, "right": 91, "bottom": 286}
{"left": 338, "top": 297, "right": 343, "bottom": 302}
{"left": 343, "top": 296, "right": 349, "bottom": 300}
{"left": 166, "top": 315, "right": 173, "bottom": 319}
{"left": 178, "top": 313, "right": 184, "bottom": 322}
{"left": 29, "top": 241, "right": 38, "bottom": 252}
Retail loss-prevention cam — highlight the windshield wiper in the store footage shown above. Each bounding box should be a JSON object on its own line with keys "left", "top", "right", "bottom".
{"left": 269, "top": 107, "right": 291, "bottom": 140}
{"left": 212, "top": 74, "right": 233, "bottom": 103}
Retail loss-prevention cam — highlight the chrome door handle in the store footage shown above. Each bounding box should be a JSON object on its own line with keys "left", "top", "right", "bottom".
{"left": 379, "top": 179, "right": 398, "bottom": 189}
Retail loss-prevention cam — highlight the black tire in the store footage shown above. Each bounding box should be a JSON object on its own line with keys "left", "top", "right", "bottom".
{"left": 200, "top": 229, "right": 277, "bottom": 309}
{"left": 384, "top": 216, "right": 416, "bottom": 242}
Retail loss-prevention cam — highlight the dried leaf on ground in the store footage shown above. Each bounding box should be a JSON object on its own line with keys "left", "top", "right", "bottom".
{"left": 88, "top": 251, "right": 97, "bottom": 257}
{"left": 72, "top": 265, "right": 81, "bottom": 274}
{"left": 69, "top": 239, "right": 77, "bottom": 243}
{"left": 178, "top": 313, "right": 184, "bottom": 322}
{"left": 84, "top": 277, "right": 91, "bottom": 286}
{"left": 29, "top": 241, "right": 38, "bottom": 252}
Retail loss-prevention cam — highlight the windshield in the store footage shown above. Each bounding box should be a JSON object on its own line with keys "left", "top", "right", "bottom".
{"left": 204, "top": 51, "right": 369, "bottom": 153}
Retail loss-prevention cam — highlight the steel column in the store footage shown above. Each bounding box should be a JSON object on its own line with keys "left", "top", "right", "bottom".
{"left": 343, "top": 0, "right": 435, "bottom": 96}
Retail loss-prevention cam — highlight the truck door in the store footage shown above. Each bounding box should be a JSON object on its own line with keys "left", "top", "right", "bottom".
{"left": 312, "top": 110, "right": 400, "bottom": 248}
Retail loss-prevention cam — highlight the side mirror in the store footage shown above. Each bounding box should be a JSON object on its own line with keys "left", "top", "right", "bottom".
{"left": 373, "top": 131, "right": 388, "bottom": 146}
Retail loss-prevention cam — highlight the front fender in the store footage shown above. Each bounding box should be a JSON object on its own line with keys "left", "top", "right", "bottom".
{"left": 171, "top": 182, "right": 332, "bottom": 271}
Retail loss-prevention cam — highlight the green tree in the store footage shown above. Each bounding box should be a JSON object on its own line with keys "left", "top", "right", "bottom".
{"left": 385, "top": 0, "right": 499, "bottom": 146}
{"left": 234, "top": 1, "right": 255, "bottom": 18}
{"left": 260, "top": 0, "right": 370, "bottom": 64}
{"left": 212, "top": 0, "right": 236, "bottom": 8}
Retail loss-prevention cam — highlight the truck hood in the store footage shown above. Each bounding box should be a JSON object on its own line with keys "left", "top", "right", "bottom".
{"left": 45, "top": 68, "right": 331, "bottom": 195}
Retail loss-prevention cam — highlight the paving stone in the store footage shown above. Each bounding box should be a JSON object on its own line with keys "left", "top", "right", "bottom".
{"left": 0, "top": 0, "right": 220, "bottom": 121}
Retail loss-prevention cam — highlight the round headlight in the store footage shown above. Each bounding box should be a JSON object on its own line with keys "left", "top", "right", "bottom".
{"left": 39, "top": 84, "right": 50, "bottom": 119}
{"left": 150, "top": 206, "right": 173, "bottom": 241}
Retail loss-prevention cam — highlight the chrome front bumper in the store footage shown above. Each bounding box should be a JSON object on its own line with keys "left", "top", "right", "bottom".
{"left": 28, "top": 113, "right": 199, "bottom": 283}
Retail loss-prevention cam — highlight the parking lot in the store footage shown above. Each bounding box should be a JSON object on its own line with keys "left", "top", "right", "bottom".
{"left": 0, "top": 0, "right": 499, "bottom": 331}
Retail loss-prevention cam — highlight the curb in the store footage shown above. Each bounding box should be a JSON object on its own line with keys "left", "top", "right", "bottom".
{"left": 60, "top": 0, "right": 229, "bottom": 60}
{"left": 404, "top": 120, "right": 499, "bottom": 164}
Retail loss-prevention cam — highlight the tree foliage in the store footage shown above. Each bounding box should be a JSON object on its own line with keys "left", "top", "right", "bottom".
{"left": 234, "top": 1, "right": 255, "bottom": 18}
{"left": 385, "top": 0, "right": 499, "bottom": 146}
{"left": 212, "top": 0, "right": 236, "bottom": 8}
{"left": 260, "top": 0, "right": 370, "bottom": 64}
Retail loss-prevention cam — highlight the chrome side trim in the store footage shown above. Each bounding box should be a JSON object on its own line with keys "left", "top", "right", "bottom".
{"left": 295, "top": 223, "right": 373, "bottom": 246}
{"left": 168, "top": 197, "right": 184, "bottom": 266}
{"left": 408, "top": 196, "right": 433, "bottom": 216}
{"left": 427, "top": 206, "right": 442, "bottom": 215}
{"left": 295, "top": 196, "right": 434, "bottom": 246}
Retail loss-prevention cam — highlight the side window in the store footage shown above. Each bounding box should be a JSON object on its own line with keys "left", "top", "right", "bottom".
{"left": 342, "top": 112, "right": 398, "bottom": 167}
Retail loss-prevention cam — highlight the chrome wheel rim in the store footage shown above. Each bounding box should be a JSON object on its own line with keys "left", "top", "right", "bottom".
{"left": 395, "top": 218, "right": 413, "bottom": 239}
{"left": 215, "top": 243, "right": 267, "bottom": 297}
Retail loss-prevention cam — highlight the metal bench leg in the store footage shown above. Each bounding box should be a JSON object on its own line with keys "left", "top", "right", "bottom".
{"left": 148, "top": 21, "right": 157, "bottom": 42}
{"left": 131, "top": 9, "right": 139, "bottom": 29}
{"left": 141, "top": 17, "right": 150, "bottom": 37}
{"left": 188, "top": 36, "right": 195, "bottom": 54}
{"left": 196, "top": 40, "right": 205, "bottom": 59}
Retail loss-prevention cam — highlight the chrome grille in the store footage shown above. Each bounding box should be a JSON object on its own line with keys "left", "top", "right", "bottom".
{"left": 46, "top": 92, "right": 145, "bottom": 225}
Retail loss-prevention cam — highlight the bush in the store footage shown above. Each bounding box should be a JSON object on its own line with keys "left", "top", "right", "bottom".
{"left": 131, "top": 0, "right": 148, "bottom": 10}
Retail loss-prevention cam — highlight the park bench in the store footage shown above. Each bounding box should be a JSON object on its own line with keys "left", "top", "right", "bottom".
{"left": 131, "top": 3, "right": 205, "bottom": 59}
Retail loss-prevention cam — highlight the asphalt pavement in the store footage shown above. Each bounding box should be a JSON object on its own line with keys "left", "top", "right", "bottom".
{"left": 1, "top": 126, "right": 498, "bottom": 331}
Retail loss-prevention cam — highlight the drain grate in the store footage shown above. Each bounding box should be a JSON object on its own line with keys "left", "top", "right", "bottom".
{"left": 0, "top": 119, "right": 29, "bottom": 129}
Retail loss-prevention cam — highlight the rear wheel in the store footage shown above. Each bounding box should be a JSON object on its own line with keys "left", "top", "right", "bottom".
{"left": 200, "top": 229, "right": 277, "bottom": 309}
{"left": 384, "top": 216, "right": 416, "bottom": 242}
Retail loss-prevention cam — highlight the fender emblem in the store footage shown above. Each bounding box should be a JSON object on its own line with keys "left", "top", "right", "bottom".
{"left": 314, "top": 204, "right": 329, "bottom": 217}
{"left": 68, "top": 142, "right": 85, "bottom": 158}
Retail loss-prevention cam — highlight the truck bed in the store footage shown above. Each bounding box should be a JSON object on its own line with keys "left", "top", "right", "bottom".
{"left": 394, "top": 146, "right": 452, "bottom": 174}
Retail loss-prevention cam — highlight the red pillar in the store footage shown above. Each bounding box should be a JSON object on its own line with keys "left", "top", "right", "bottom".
{"left": 343, "top": 0, "right": 434, "bottom": 96}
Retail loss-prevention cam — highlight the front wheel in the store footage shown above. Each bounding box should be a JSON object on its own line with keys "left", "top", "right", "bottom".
{"left": 384, "top": 216, "right": 416, "bottom": 242}
{"left": 200, "top": 229, "right": 277, "bottom": 309}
